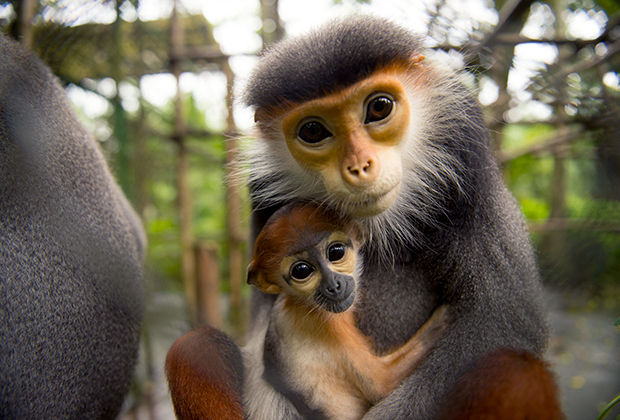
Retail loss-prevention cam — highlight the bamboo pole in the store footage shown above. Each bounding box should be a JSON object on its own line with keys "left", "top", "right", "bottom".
{"left": 260, "top": 0, "right": 284, "bottom": 45}
{"left": 171, "top": 1, "right": 197, "bottom": 323}
{"left": 222, "top": 60, "right": 245, "bottom": 335}
{"left": 18, "top": 0, "right": 37, "bottom": 50}
{"left": 112, "top": 1, "right": 132, "bottom": 199}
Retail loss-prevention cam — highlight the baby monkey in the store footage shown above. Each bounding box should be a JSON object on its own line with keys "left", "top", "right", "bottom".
{"left": 247, "top": 202, "right": 450, "bottom": 420}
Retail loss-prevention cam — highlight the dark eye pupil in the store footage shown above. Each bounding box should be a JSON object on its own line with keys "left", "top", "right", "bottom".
{"left": 328, "top": 244, "right": 346, "bottom": 262}
{"left": 298, "top": 121, "right": 331, "bottom": 144}
{"left": 291, "top": 262, "right": 314, "bottom": 280}
{"left": 365, "top": 96, "right": 393, "bottom": 123}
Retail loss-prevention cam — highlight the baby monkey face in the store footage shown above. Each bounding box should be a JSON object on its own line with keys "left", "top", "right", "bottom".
{"left": 247, "top": 202, "right": 361, "bottom": 313}
{"left": 279, "top": 231, "right": 358, "bottom": 313}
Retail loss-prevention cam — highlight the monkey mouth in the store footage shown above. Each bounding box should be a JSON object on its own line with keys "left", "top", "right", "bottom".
{"left": 343, "top": 185, "right": 400, "bottom": 218}
{"left": 314, "top": 285, "right": 355, "bottom": 313}
{"left": 317, "top": 291, "right": 355, "bottom": 313}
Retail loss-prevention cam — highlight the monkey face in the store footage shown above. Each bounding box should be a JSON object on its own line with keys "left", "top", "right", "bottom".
{"left": 279, "top": 72, "right": 411, "bottom": 217}
{"left": 279, "top": 232, "right": 358, "bottom": 313}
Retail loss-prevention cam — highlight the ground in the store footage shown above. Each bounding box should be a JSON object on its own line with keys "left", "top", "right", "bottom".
{"left": 120, "top": 288, "right": 620, "bottom": 420}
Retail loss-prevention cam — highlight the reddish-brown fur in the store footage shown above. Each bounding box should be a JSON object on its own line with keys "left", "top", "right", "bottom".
{"left": 278, "top": 296, "right": 449, "bottom": 403}
{"left": 438, "top": 348, "right": 564, "bottom": 420}
{"left": 165, "top": 331, "right": 563, "bottom": 420}
{"left": 165, "top": 325, "right": 244, "bottom": 420}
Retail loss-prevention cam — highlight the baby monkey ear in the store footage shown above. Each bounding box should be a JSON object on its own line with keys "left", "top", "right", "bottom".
{"left": 346, "top": 221, "right": 364, "bottom": 250}
{"left": 247, "top": 262, "right": 282, "bottom": 295}
{"left": 246, "top": 261, "right": 261, "bottom": 286}
{"left": 411, "top": 52, "right": 425, "bottom": 64}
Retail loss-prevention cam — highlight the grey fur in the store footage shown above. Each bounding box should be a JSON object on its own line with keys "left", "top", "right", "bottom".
{"left": 0, "top": 35, "right": 144, "bottom": 419}
{"left": 244, "top": 15, "right": 423, "bottom": 112}
{"left": 243, "top": 15, "right": 549, "bottom": 420}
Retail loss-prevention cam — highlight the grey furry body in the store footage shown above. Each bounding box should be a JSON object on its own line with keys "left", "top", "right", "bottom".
{"left": 0, "top": 35, "right": 144, "bottom": 419}
{"left": 242, "top": 15, "right": 549, "bottom": 420}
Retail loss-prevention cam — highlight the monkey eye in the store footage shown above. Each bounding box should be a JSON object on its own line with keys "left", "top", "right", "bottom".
{"left": 290, "top": 262, "right": 314, "bottom": 281}
{"left": 327, "top": 243, "right": 346, "bottom": 262}
{"left": 365, "top": 96, "right": 393, "bottom": 124}
{"left": 298, "top": 121, "right": 332, "bottom": 144}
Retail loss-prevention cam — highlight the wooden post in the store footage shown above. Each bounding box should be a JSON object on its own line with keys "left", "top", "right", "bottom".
{"left": 260, "top": 0, "right": 284, "bottom": 45}
{"left": 488, "top": 46, "right": 515, "bottom": 182}
{"left": 171, "top": 1, "right": 197, "bottom": 323}
{"left": 195, "top": 243, "right": 221, "bottom": 328}
{"left": 549, "top": 130, "right": 568, "bottom": 221}
{"left": 112, "top": 0, "right": 132, "bottom": 199}
{"left": 546, "top": 1, "right": 569, "bottom": 275}
{"left": 18, "top": 0, "right": 37, "bottom": 50}
{"left": 222, "top": 60, "right": 245, "bottom": 335}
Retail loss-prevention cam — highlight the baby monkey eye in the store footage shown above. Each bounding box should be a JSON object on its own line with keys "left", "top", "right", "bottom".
{"left": 290, "top": 262, "right": 314, "bottom": 281}
{"left": 298, "top": 121, "right": 332, "bottom": 144}
{"left": 365, "top": 96, "right": 393, "bottom": 123}
{"left": 327, "top": 243, "right": 346, "bottom": 262}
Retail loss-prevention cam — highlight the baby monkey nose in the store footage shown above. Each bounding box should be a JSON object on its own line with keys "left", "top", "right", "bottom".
{"left": 323, "top": 277, "right": 344, "bottom": 299}
{"left": 326, "top": 279, "right": 342, "bottom": 295}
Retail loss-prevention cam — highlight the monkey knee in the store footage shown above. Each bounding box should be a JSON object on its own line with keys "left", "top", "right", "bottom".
{"left": 165, "top": 325, "right": 244, "bottom": 420}
{"left": 438, "top": 348, "right": 563, "bottom": 420}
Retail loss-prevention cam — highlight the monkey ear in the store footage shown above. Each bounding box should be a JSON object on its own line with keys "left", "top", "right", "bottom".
{"left": 347, "top": 222, "right": 363, "bottom": 249}
{"left": 247, "top": 262, "right": 282, "bottom": 295}
{"left": 246, "top": 261, "right": 258, "bottom": 285}
{"left": 246, "top": 261, "right": 263, "bottom": 287}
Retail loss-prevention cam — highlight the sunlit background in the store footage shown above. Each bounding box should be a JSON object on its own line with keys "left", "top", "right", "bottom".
{"left": 1, "top": 0, "right": 619, "bottom": 419}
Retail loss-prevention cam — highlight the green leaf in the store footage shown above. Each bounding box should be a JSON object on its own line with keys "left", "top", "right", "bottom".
{"left": 597, "top": 393, "right": 620, "bottom": 420}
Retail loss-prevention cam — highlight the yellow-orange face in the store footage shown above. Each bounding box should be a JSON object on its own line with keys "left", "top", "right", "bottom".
{"left": 279, "top": 71, "right": 413, "bottom": 217}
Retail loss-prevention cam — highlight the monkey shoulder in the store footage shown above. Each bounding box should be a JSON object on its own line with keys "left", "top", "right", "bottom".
{"left": 0, "top": 34, "right": 144, "bottom": 419}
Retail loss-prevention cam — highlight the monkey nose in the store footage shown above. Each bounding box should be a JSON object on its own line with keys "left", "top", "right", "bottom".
{"left": 342, "top": 154, "right": 380, "bottom": 187}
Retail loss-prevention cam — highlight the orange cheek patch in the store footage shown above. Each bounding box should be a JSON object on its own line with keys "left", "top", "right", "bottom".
{"left": 286, "top": 140, "right": 339, "bottom": 172}
{"left": 365, "top": 94, "right": 410, "bottom": 147}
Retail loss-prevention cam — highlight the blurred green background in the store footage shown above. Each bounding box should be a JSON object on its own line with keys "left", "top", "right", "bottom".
{"left": 1, "top": 0, "right": 619, "bottom": 418}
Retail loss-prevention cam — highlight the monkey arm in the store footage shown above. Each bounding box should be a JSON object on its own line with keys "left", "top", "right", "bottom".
{"left": 1, "top": 35, "right": 144, "bottom": 419}
{"left": 242, "top": 300, "right": 306, "bottom": 420}
{"left": 373, "top": 305, "right": 450, "bottom": 396}
{"left": 362, "top": 304, "right": 552, "bottom": 420}
{"left": 363, "top": 313, "right": 542, "bottom": 420}
{"left": 362, "top": 188, "right": 551, "bottom": 420}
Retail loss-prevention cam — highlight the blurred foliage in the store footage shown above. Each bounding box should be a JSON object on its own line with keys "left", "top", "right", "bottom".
{"left": 503, "top": 122, "right": 620, "bottom": 291}
{"left": 139, "top": 93, "right": 242, "bottom": 293}
{"left": 1, "top": 0, "right": 618, "bottom": 303}
{"left": 2, "top": 1, "right": 619, "bottom": 417}
{"left": 1, "top": 1, "right": 218, "bottom": 81}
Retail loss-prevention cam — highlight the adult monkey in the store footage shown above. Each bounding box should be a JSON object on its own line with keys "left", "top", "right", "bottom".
{"left": 166, "top": 15, "right": 560, "bottom": 420}
{"left": 0, "top": 35, "right": 144, "bottom": 419}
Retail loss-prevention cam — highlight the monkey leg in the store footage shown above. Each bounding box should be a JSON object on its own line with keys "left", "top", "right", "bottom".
{"left": 437, "top": 348, "right": 564, "bottom": 420}
{"left": 165, "top": 325, "right": 245, "bottom": 420}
